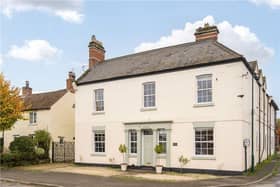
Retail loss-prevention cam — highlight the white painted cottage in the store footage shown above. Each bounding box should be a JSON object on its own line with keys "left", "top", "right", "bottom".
{"left": 75, "top": 24, "right": 278, "bottom": 174}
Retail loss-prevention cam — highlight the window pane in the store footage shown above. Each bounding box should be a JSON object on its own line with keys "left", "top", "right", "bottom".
{"left": 195, "top": 128, "right": 214, "bottom": 156}
{"left": 94, "top": 131, "right": 105, "bottom": 153}
{"left": 197, "top": 75, "right": 212, "bottom": 103}
{"left": 94, "top": 89, "right": 104, "bottom": 111}
{"left": 143, "top": 82, "right": 155, "bottom": 107}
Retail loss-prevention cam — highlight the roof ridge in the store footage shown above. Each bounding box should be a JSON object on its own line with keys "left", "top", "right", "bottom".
{"left": 25, "top": 89, "right": 67, "bottom": 97}
{"left": 102, "top": 40, "right": 211, "bottom": 64}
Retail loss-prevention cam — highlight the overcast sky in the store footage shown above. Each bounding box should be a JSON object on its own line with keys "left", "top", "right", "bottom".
{"left": 0, "top": 0, "right": 279, "bottom": 111}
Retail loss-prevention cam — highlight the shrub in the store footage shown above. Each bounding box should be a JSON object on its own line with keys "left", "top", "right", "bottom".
{"left": 35, "top": 147, "right": 45, "bottom": 159}
{"left": 1, "top": 152, "right": 21, "bottom": 167}
{"left": 33, "top": 130, "right": 51, "bottom": 158}
{"left": 9, "top": 136, "right": 35, "bottom": 153}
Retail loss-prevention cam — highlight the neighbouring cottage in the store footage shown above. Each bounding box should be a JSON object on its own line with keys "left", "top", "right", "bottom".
{"left": 2, "top": 72, "right": 76, "bottom": 157}
{"left": 75, "top": 24, "right": 278, "bottom": 174}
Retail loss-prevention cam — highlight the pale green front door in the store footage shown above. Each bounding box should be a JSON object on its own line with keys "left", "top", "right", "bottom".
{"left": 143, "top": 130, "right": 153, "bottom": 165}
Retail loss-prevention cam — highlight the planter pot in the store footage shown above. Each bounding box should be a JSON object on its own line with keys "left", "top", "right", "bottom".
{"left": 155, "top": 165, "right": 163, "bottom": 174}
{"left": 120, "top": 163, "right": 128, "bottom": 171}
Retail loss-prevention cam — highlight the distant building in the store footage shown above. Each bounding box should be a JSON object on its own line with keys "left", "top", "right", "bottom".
{"left": 2, "top": 72, "right": 76, "bottom": 156}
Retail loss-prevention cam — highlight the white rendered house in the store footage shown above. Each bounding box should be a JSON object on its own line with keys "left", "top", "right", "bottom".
{"left": 75, "top": 24, "right": 278, "bottom": 174}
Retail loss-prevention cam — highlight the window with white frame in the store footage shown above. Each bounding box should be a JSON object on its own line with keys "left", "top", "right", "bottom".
{"left": 29, "top": 111, "right": 37, "bottom": 124}
{"left": 195, "top": 128, "right": 214, "bottom": 155}
{"left": 129, "top": 130, "right": 137, "bottom": 154}
{"left": 197, "top": 75, "right": 212, "bottom": 103}
{"left": 93, "top": 130, "right": 105, "bottom": 153}
{"left": 158, "top": 130, "right": 167, "bottom": 154}
{"left": 143, "top": 82, "right": 156, "bottom": 108}
{"left": 94, "top": 89, "right": 104, "bottom": 112}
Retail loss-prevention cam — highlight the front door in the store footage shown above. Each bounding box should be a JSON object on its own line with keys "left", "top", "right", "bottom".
{"left": 142, "top": 129, "right": 153, "bottom": 166}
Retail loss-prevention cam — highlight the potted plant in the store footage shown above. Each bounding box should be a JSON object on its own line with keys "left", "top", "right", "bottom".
{"left": 118, "top": 144, "right": 127, "bottom": 171}
{"left": 154, "top": 144, "right": 164, "bottom": 174}
{"left": 178, "top": 155, "right": 189, "bottom": 173}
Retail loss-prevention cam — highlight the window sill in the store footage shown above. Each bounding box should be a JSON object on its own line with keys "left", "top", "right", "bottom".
{"left": 128, "top": 154, "right": 137, "bottom": 158}
{"left": 193, "top": 103, "right": 214, "bottom": 108}
{"left": 29, "top": 123, "right": 38, "bottom": 126}
{"left": 157, "top": 154, "right": 167, "bottom": 158}
{"left": 192, "top": 156, "right": 216, "bottom": 160}
{"left": 91, "top": 153, "right": 106, "bottom": 157}
{"left": 92, "top": 111, "right": 105, "bottom": 115}
{"left": 140, "top": 107, "right": 157, "bottom": 112}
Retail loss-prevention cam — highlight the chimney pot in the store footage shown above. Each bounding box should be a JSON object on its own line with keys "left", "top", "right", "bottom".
{"left": 194, "top": 23, "right": 219, "bottom": 42}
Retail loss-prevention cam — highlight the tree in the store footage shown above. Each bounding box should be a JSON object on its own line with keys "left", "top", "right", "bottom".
{"left": 33, "top": 130, "right": 51, "bottom": 158}
{"left": 0, "top": 73, "right": 24, "bottom": 153}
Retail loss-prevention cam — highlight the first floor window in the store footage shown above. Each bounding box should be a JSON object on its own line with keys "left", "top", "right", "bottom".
{"left": 94, "top": 89, "right": 104, "bottom": 112}
{"left": 158, "top": 130, "right": 167, "bottom": 154}
{"left": 195, "top": 128, "right": 214, "bottom": 155}
{"left": 129, "top": 130, "right": 137, "bottom": 154}
{"left": 143, "top": 82, "right": 156, "bottom": 108}
{"left": 29, "top": 111, "right": 37, "bottom": 124}
{"left": 197, "top": 74, "right": 212, "bottom": 103}
{"left": 94, "top": 131, "right": 105, "bottom": 153}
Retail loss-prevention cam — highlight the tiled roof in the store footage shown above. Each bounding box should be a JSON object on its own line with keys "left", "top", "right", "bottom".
{"left": 77, "top": 40, "right": 243, "bottom": 85}
{"left": 23, "top": 89, "right": 67, "bottom": 111}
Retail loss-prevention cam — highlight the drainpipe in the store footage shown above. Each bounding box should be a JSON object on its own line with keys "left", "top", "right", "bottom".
{"left": 260, "top": 89, "right": 265, "bottom": 160}
{"left": 267, "top": 95, "right": 269, "bottom": 158}
{"left": 259, "top": 85, "right": 261, "bottom": 164}
{"left": 251, "top": 73, "right": 255, "bottom": 172}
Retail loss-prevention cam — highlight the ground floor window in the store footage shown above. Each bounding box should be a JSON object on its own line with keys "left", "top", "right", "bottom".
{"left": 93, "top": 130, "right": 105, "bottom": 153}
{"left": 129, "top": 130, "right": 137, "bottom": 154}
{"left": 195, "top": 128, "right": 214, "bottom": 155}
{"left": 158, "top": 129, "right": 167, "bottom": 154}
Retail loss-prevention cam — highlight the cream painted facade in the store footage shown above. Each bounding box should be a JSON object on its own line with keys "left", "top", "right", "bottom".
{"left": 2, "top": 92, "right": 75, "bottom": 154}
{"left": 75, "top": 60, "right": 277, "bottom": 173}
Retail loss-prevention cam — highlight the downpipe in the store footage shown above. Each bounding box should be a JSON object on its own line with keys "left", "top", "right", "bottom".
{"left": 250, "top": 73, "right": 255, "bottom": 172}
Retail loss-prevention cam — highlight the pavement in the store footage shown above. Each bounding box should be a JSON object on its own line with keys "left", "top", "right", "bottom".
{"left": 248, "top": 173, "right": 280, "bottom": 187}
{"left": 0, "top": 156, "right": 279, "bottom": 187}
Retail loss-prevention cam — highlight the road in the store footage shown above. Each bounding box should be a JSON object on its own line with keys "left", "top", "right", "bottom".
{"left": 0, "top": 181, "right": 38, "bottom": 187}
{"left": 249, "top": 173, "right": 280, "bottom": 187}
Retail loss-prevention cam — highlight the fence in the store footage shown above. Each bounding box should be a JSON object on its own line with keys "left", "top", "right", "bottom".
{"left": 52, "top": 141, "right": 74, "bottom": 162}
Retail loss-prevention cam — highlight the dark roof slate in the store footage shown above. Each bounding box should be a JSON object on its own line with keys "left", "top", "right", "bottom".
{"left": 77, "top": 40, "right": 243, "bottom": 85}
{"left": 23, "top": 89, "right": 67, "bottom": 111}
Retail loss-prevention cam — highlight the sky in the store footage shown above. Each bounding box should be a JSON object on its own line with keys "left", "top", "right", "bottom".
{"left": 0, "top": 0, "right": 279, "bottom": 111}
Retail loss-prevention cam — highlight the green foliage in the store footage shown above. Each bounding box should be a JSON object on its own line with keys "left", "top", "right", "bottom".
{"left": 179, "top": 155, "right": 189, "bottom": 166}
{"left": 35, "top": 147, "right": 45, "bottom": 159}
{"left": 118, "top": 144, "right": 127, "bottom": 153}
{"left": 33, "top": 130, "right": 51, "bottom": 158}
{"left": 0, "top": 152, "right": 38, "bottom": 167}
{"left": 154, "top": 144, "right": 164, "bottom": 154}
{"left": 9, "top": 136, "right": 35, "bottom": 153}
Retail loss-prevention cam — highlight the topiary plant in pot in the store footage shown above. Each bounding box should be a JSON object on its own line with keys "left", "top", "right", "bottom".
{"left": 154, "top": 144, "right": 164, "bottom": 174}
{"left": 118, "top": 144, "right": 127, "bottom": 171}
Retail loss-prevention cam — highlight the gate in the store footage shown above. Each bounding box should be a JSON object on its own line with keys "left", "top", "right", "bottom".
{"left": 52, "top": 141, "right": 75, "bottom": 162}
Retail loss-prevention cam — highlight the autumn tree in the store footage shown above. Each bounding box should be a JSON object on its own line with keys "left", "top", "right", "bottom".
{"left": 0, "top": 73, "right": 24, "bottom": 153}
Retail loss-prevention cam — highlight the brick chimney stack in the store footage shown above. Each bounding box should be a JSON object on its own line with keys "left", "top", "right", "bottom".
{"left": 88, "top": 35, "right": 105, "bottom": 69}
{"left": 66, "top": 71, "right": 76, "bottom": 93}
{"left": 194, "top": 23, "right": 219, "bottom": 42}
{"left": 22, "top": 81, "right": 32, "bottom": 96}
